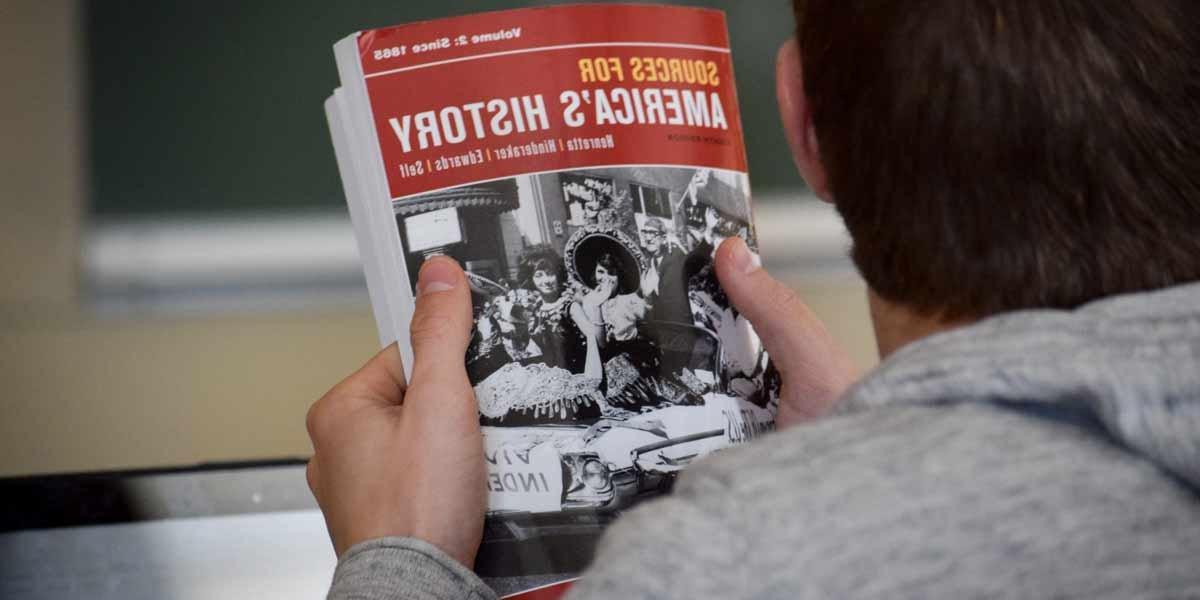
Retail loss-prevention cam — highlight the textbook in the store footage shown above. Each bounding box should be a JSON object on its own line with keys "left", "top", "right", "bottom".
{"left": 324, "top": 4, "right": 777, "bottom": 597}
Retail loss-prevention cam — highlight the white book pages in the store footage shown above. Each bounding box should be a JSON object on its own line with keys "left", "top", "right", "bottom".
{"left": 324, "top": 89, "right": 393, "bottom": 345}
{"left": 333, "top": 34, "right": 416, "bottom": 370}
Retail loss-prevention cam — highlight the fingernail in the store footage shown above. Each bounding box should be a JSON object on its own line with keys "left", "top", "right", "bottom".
{"left": 417, "top": 256, "right": 459, "bottom": 296}
{"left": 730, "top": 238, "right": 762, "bottom": 274}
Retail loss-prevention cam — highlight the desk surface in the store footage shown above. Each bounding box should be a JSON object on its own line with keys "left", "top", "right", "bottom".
{"left": 1, "top": 509, "right": 336, "bottom": 600}
{"left": 0, "top": 463, "right": 571, "bottom": 598}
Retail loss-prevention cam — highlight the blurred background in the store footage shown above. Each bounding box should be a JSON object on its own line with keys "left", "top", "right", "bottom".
{"left": 2, "top": 1, "right": 875, "bottom": 596}
{"left": 0, "top": 0, "right": 874, "bottom": 481}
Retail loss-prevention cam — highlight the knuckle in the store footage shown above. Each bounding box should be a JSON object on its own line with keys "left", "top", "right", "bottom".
{"left": 305, "top": 396, "right": 337, "bottom": 441}
{"left": 305, "top": 460, "right": 318, "bottom": 493}
{"left": 304, "top": 403, "right": 321, "bottom": 440}
{"left": 410, "top": 312, "right": 457, "bottom": 345}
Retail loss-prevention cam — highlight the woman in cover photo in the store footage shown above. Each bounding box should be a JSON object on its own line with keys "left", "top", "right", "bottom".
{"left": 567, "top": 226, "right": 705, "bottom": 413}
{"left": 517, "top": 245, "right": 583, "bottom": 371}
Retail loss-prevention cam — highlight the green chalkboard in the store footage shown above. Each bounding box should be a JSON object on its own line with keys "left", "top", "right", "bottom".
{"left": 87, "top": 0, "right": 802, "bottom": 216}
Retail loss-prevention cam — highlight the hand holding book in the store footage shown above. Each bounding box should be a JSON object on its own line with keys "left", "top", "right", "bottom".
{"left": 306, "top": 237, "right": 858, "bottom": 581}
{"left": 713, "top": 237, "right": 856, "bottom": 427}
{"left": 306, "top": 257, "right": 485, "bottom": 568}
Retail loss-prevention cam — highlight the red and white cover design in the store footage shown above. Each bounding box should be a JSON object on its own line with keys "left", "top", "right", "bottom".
{"left": 361, "top": 4, "right": 746, "bottom": 198}
{"left": 327, "top": 5, "right": 776, "bottom": 597}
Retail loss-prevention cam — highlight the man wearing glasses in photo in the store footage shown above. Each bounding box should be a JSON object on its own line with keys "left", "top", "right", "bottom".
{"left": 638, "top": 216, "right": 690, "bottom": 325}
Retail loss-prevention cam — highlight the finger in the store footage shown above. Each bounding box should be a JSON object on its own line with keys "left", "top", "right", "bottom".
{"left": 409, "top": 256, "right": 475, "bottom": 386}
{"left": 714, "top": 237, "right": 856, "bottom": 412}
{"left": 714, "top": 237, "right": 805, "bottom": 366}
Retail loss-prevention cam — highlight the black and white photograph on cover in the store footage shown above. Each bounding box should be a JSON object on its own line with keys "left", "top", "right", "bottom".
{"left": 392, "top": 166, "right": 777, "bottom": 561}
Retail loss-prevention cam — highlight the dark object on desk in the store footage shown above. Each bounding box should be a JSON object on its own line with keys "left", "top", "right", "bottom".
{"left": 0, "top": 459, "right": 311, "bottom": 533}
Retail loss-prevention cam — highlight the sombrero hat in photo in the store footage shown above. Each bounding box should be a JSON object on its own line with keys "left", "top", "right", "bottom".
{"left": 565, "top": 225, "right": 646, "bottom": 295}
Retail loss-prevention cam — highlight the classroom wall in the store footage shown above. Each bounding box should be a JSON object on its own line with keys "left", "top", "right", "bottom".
{"left": 0, "top": 0, "right": 876, "bottom": 478}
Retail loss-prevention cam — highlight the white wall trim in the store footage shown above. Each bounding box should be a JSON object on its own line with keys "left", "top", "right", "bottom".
{"left": 84, "top": 191, "right": 855, "bottom": 314}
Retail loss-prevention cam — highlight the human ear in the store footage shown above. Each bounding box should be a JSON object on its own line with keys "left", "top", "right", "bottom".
{"left": 776, "top": 36, "right": 832, "bottom": 202}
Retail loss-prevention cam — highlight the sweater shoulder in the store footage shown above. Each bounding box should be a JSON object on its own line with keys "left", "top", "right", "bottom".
{"left": 629, "top": 403, "right": 1200, "bottom": 598}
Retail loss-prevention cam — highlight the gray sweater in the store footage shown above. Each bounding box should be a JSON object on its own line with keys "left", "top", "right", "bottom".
{"left": 329, "top": 282, "right": 1200, "bottom": 599}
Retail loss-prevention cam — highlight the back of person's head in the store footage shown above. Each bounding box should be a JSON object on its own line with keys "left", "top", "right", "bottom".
{"left": 792, "top": 0, "right": 1200, "bottom": 319}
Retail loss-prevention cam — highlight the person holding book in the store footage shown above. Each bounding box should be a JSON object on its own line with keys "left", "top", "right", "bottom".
{"left": 515, "top": 245, "right": 585, "bottom": 372}
{"left": 309, "top": 1, "right": 1200, "bottom": 598}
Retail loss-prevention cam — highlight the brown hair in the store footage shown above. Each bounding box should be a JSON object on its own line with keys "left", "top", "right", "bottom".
{"left": 794, "top": 1, "right": 1200, "bottom": 319}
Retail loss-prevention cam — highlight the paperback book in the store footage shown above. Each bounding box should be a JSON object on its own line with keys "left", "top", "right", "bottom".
{"left": 324, "top": 4, "right": 777, "bottom": 597}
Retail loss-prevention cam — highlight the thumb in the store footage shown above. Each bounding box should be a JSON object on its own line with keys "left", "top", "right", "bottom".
{"left": 409, "top": 256, "right": 475, "bottom": 386}
{"left": 714, "top": 237, "right": 856, "bottom": 423}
